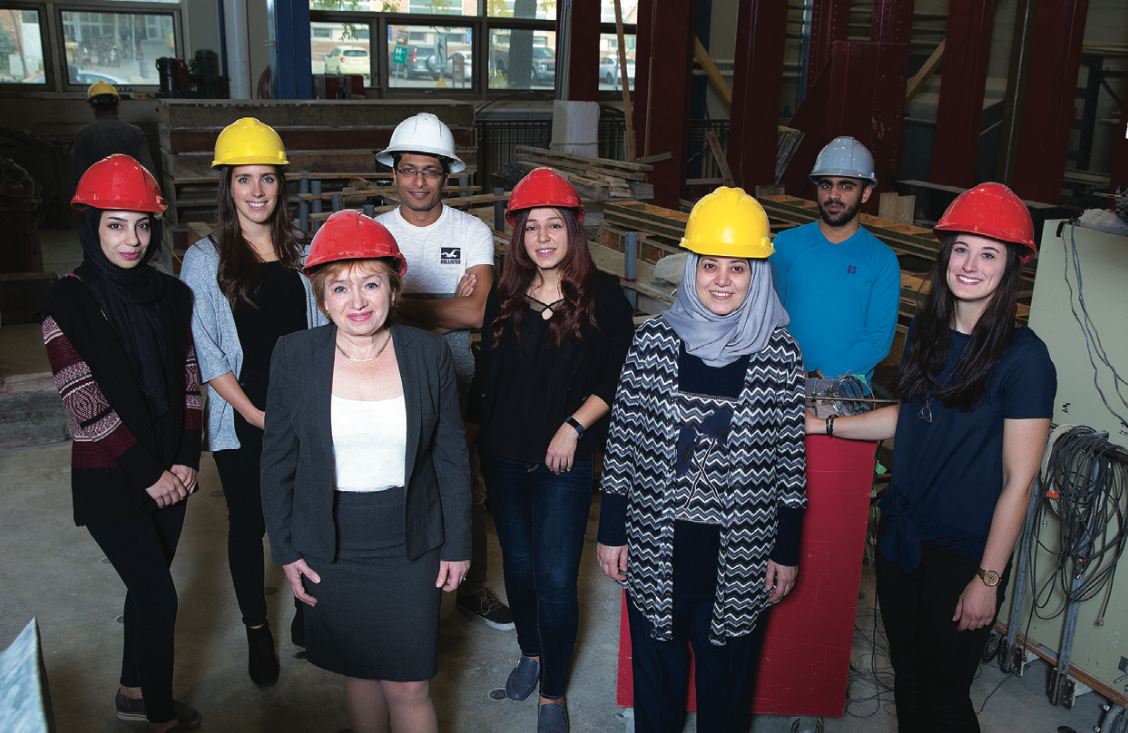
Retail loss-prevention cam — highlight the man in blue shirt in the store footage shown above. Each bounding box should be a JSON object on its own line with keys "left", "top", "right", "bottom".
{"left": 769, "top": 136, "right": 900, "bottom": 382}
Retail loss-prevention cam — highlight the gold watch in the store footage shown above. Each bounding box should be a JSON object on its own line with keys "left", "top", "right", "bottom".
{"left": 976, "top": 567, "right": 1000, "bottom": 587}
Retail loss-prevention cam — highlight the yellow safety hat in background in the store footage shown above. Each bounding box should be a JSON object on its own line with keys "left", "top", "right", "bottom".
{"left": 680, "top": 186, "right": 774, "bottom": 259}
{"left": 211, "top": 117, "right": 289, "bottom": 168}
{"left": 86, "top": 81, "right": 119, "bottom": 101}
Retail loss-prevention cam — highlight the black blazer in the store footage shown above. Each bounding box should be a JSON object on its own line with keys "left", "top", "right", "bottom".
{"left": 261, "top": 321, "right": 471, "bottom": 566}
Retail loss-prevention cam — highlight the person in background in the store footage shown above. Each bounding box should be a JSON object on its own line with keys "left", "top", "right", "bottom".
{"left": 375, "top": 112, "right": 512, "bottom": 631}
{"left": 38, "top": 155, "right": 202, "bottom": 733}
{"left": 261, "top": 210, "right": 471, "bottom": 733}
{"left": 181, "top": 117, "right": 325, "bottom": 688}
{"left": 806, "top": 183, "right": 1055, "bottom": 732}
{"left": 597, "top": 187, "right": 806, "bottom": 733}
{"left": 769, "top": 136, "right": 900, "bottom": 384}
{"left": 466, "top": 168, "right": 635, "bottom": 733}
{"left": 72, "top": 82, "right": 156, "bottom": 181}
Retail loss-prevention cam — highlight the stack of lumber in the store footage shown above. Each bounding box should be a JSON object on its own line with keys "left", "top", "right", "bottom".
{"left": 599, "top": 201, "right": 689, "bottom": 263}
{"left": 514, "top": 145, "right": 653, "bottom": 201}
{"left": 157, "top": 99, "right": 477, "bottom": 228}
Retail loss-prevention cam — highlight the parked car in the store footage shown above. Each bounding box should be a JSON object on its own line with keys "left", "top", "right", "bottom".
{"left": 325, "top": 46, "right": 370, "bottom": 78}
{"left": 598, "top": 56, "right": 634, "bottom": 87}
{"left": 73, "top": 70, "right": 128, "bottom": 86}
{"left": 443, "top": 52, "right": 472, "bottom": 81}
{"left": 390, "top": 45, "right": 440, "bottom": 80}
{"left": 492, "top": 46, "right": 556, "bottom": 85}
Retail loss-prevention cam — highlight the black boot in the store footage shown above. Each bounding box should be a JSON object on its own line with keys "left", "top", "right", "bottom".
{"left": 247, "top": 622, "right": 280, "bottom": 688}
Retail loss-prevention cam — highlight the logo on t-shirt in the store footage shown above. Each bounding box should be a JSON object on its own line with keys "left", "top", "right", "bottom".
{"left": 847, "top": 265, "right": 857, "bottom": 274}
{"left": 440, "top": 247, "right": 462, "bottom": 265}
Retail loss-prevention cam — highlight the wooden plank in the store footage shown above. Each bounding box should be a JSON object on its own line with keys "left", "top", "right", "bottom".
{"left": 158, "top": 125, "right": 477, "bottom": 154}
{"left": 158, "top": 99, "right": 476, "bottom": 129}
{"left": 707, "top": 131, "right": 735, "bottom": 187}
{"left": 694, "top": 36, "right": 732, "bottom": 106}
{"left": 906, "top": 39, "right": 945, "bottom": 103}
{"left": 878, "top": 192, "right": 916, "bottom": 224}
{"left": 514, "top": 145, "right": 654, "bottom": 173}
{"left": 515, "top": 154, "right": 647, "bottom": 183}
{"left": 162, "top": 149, "right": 378, "bottom": 179}
{"left": 613, "top": 0, "right": 636, "bottom": 161}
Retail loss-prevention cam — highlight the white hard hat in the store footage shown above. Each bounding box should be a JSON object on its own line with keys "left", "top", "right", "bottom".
{"left": 810, "top": 136, "right": 877, "bottom": 188}
{"left": 376, "top": 112, "right": 466, "bottom": 174}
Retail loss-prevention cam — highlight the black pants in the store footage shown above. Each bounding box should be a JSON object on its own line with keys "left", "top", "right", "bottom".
{"left": 627, "top": 596, "right": 771, "bottom": 733}
{"left": 212, "top": 409, "right": 271, "bottom": 627}
{"left": 87, "top": 501, "right": 186, "bottom": 724}
{"left": 876, "top": 534, "right": 1010, "bottom": 733}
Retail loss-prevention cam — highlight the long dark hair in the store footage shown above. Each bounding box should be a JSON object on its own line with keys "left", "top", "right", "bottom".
{"left": 489, "top": 207, "right": 598, "bottom": 350}
{"left": 210, "top": 165, "right": 304, "bottom": 309}
{"left": 891, "top": 234, "right": 1022, "bottom": 410}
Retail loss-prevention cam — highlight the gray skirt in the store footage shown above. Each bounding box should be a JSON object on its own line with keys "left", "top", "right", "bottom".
{"left": 300, "top": 487, "right": 442, "bottom": 681}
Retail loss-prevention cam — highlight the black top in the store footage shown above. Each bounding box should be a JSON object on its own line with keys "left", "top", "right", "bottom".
{"left": 468, "top": 271, "right": 635, "bottom": 462}
{"left": 233, "top": 262, "right": 307, "bottom": 404}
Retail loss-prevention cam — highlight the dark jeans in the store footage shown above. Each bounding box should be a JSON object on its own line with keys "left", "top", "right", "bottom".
{"left": 876, "top": 532, "right": 1010, "bottom": 733}
{"left": 481, "top": 453, "right": 594, "bottom": 700}
{"left": 212, "top": 409, "right": 270, "bottom": 627}
{"left": 627, "top": 596, "right": 771, "bottom": 733}
{"left": 87, "top": 501, "right": 186, "bottom": 724}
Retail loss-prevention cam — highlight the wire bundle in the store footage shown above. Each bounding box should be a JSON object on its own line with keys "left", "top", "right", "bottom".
{"left": 1027, "top": 425, "right": 1128, "bottom": 626}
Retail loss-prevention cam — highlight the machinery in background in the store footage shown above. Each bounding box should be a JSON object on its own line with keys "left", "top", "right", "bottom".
{"left": 155, "top": 50, "right": 229, "bottom": 99}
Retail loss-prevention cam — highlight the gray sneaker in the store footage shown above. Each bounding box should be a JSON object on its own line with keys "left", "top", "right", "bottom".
{"left": 457, "top": 587, "right": 515, "bottom": 630}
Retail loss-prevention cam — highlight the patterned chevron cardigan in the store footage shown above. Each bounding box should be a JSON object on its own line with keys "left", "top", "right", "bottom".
{"left": 600, "top": 316, "right": 806, "bottom": 644}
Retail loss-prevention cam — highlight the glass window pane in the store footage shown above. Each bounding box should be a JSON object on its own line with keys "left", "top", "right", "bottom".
{"left": 597, "top": 32, "right": 634, "bottom": 91}
{"left": 61, "top": 11, "right": 173, "bottom": 85}
{"left": 311, "top": 1, "right": 474, "bottom": 16}
{"left": 100, "top": 0, "right": 178, "bottom": 4}
{"left": 488, "top": 0, "right": 556, "bottom": 21}
{"left": 488, "top": 29, "right": 555, "bottom": 90}
{"left": 599, "top": 0, "right": 637, "bottom": 23}
{"left": 0, "top": 10, "right": 46, "bottom": 84}
{"left": 388, "top": 24, "right": 474, "bottom": 90}
{"left": 312, "top": 22, "right": 372, "bottom": 84}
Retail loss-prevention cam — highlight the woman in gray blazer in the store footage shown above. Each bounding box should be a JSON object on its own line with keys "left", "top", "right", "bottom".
{"left": 261, "top": 210, "right": 471, "bottom": 733}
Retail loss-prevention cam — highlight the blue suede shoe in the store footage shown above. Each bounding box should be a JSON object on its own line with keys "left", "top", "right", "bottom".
{"left": 538, "top": 702, "right": 569, "bottom": 733}
{"left": 505, "top": 657, "right": 541, "bottom": 701}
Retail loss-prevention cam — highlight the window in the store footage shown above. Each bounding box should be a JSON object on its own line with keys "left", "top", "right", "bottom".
{"left": 312, "top": 0, "right": 473, "bottom": 16}
{"left": 312, "top": 21, "right": 373, "bottom": 83}
{"left": 598, "top": 32, "right": 634, "bottom": 91}
{"left": 488, "top": 0, "right": 556, "bottom": 20}
{"left": 0, "top": 9, "right": 45, "bottom": 83}
{"left": 61, "top": 10, "right": 174, "bottom": 86}
{"left": 488, "top": 28, "right": 554, "bottom": 90}
{"left": 599, "top": 0, "right": 637, "bottom": 23}
{"left": 388, "top": 23, "right": 473, "bottom": 90}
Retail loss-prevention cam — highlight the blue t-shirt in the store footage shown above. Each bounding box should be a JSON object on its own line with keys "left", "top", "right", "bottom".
{"left": 878, "top": 321, "right": 1057, "bottom": 572}
{"left": 769, "top": 222, "right": 901, "bottom": 380}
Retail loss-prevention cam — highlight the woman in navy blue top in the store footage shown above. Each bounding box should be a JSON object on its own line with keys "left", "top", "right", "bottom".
{"left": 808, "top": 183, "right": 1056, "bottom": 732}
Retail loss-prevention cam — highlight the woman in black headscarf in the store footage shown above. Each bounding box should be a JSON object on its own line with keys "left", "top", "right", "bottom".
{"left": 37, "top": 155, "right": 203, "bottom": 733}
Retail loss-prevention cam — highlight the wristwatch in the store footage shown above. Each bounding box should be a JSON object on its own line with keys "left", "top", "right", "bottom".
{"left": 976, "top": 567, "right": 1000, "bottom": 587}
{"left": 565, "top": 416, "right": 585, "bottom": 437}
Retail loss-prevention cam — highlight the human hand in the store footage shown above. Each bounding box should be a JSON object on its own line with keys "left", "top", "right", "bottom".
{"left": 145, "top": 471, "right": 189, "bottom": 508}
{"left": 169, "top": 464, "right": 198, "bottom": 494}
{"left": 545, "top": 423, "right": 578, "bottom": 474}
{"left": 245, "top": 408, "right": 266, "bottom": 431}
{"left": 765, "top": 560, "right": 798, "bottom": 603}
{"left": 597, "top": 543, "right": 629, "bottom": 581}
{"left": 455, "top": 272, "right": 477, "bottom": 298}
{"left": 436, "top": 560, "right": 471, "bottom": 592}
{"left": 284, "top": 559, "right": 321, "bottom": 606}
{"left": 953, "top": 578, "right": 998, "bottom": 631}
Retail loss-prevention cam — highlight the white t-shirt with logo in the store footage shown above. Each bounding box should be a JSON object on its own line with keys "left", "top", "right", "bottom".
{"left": 377, "top": 204, "right": 495, "bottom": 392}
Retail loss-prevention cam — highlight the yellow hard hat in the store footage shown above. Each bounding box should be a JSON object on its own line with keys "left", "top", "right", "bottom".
{"left": 680, "top": 186, "right": 774, "bottom": 259}
{"left": 86, "top": 81, "right": 119, "bottom": 101}
{"left": 211, "top": 117, "right": 289, "bottom": 168}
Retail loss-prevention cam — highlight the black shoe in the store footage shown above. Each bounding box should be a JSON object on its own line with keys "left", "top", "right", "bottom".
{"left": 456, "top": 587, "right": 515, "bottom": 631}
{"left": 114, "top": 692, "right": 200, "bottom": 728}
{"left": 247, "top": 622, "right": 280, "bottom": 688}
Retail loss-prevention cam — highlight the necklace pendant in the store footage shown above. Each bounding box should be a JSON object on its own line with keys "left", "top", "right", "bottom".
{"left": 918, "top": 405, "right": 932, "bottom": 423}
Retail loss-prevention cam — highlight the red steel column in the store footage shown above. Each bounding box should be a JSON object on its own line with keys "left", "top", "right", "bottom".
{"left": 930, "top": 0, "right": 997, "bottom": 188}
{"left": 806, "top": 0, "right": 850, "bottom": 96}
{"left": 870, "top": 0, "right": 914, "bottom": 44}
{"left": 565, "top": 0, "right": 600, "bottom": 102}
{"left": 728, "top": 0, "right": 788, "bottom": 189}
{"left": 1012, "top": 0, "right": 1090, "bottom": 204}
{"left": 632, "top": 0, "right": 696, "bottom": 207}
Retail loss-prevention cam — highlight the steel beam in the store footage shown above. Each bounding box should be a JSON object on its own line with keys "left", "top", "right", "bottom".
{"left": 566, "top": 0, "right": 600, "bottom": 102}
{"left": 267, "top": 0, "right": 312, "bottom": 99}
{"left": 805, "top": 0, "right": 850, "bottom": 96}
{"left": 632, "top": 0, "right": 696, "bottom": 207}
{"left": 994, "top": 0, "right": 1037, "bottom": 187}
{"left": 1109, "top": 73, "right": 1128, "bottom": 197}
{"left": 930, "top": 0, "right": 997, "bottom": 188}
{"left": 1012, "top": 0, "right": 1090, "bottom": 204}
{"left": 870, "top": 0, "right": 914, "bottom": 45}
{"left": 727, "top": 0, "right": 788, "bottom": 189}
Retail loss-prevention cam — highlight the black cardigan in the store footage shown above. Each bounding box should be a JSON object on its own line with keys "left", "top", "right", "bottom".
{"left": 466, "top": 270, "right": 634, "bottom": 456}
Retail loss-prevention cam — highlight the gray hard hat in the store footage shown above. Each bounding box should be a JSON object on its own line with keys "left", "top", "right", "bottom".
{"left": 810, "top": 136, "right": 877, "bottom": 188}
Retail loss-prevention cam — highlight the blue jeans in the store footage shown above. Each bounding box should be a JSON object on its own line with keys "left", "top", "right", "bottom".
{"left": 481, "top": 453, "right": 595, "bottom": 700}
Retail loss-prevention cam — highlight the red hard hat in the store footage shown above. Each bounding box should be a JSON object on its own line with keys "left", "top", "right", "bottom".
{"left": 505, "top": 167, "right": 585, "bottom": 226}
{"left": 72, "top": 154, "right": 166, "bottom": 213}
{"left": 304, "top": 210, "right": 407, "bottom": 276}
{"left": 934, "top": 183, "right": 1036, "bottom": 263}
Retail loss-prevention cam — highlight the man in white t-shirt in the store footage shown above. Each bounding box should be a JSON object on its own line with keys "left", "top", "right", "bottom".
{"left": 376, "top": 112, "right": 513, "bottom": 630}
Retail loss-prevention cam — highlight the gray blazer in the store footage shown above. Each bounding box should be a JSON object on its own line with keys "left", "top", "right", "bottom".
{"left": 261, "top": 321, "right": 471, "bottom": 566}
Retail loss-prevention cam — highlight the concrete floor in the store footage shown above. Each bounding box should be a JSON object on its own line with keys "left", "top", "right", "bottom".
{"left": 2, "top": 229, "right": 1121, "bottom": 732}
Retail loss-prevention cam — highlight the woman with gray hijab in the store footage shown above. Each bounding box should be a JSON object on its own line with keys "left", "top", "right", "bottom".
{"left": 596, "top": 188, "right": 807, "bottom": 733}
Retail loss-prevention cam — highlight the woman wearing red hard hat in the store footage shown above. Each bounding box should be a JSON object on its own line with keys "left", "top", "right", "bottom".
{"left": 808, "top": 182, "right": 1056, "bottom": 731}
{"left": 260, "top": 209, "right": 471, "bottom": 733}
{"left": 465, "top": 167, "right": 634, "bottom": 733}
{"left": 37, "top": 154, "right": 203, "bottom": 733}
